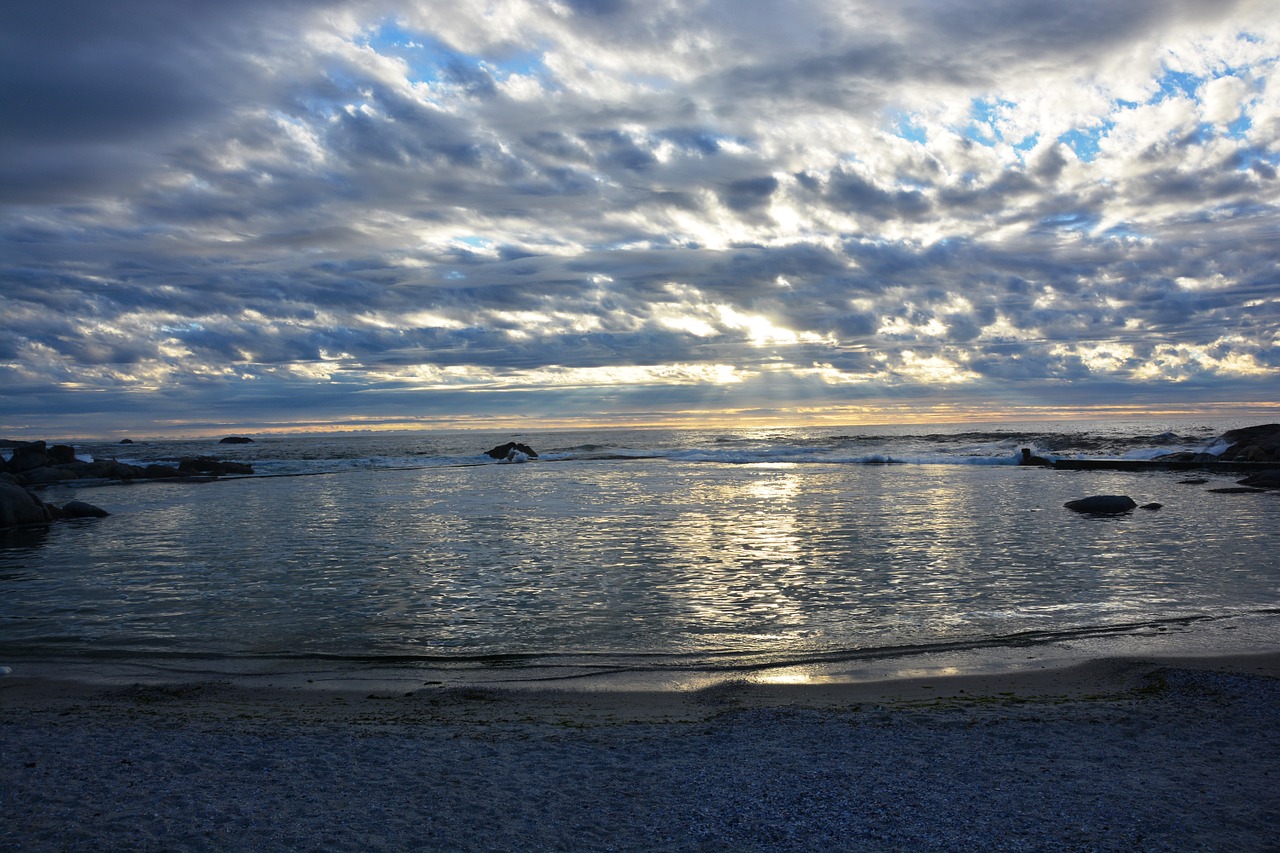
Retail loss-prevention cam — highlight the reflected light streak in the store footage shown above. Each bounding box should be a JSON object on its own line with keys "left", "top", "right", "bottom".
{"left": 752, "top": 669, "right": 815, "bottom": 685}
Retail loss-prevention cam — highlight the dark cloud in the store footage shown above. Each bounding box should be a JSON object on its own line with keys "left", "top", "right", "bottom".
{"left": 822, "top": 168, "right": 932, "bottom": 221}
{"left": 720, "top": 176, "right": 779, "bottom": 212}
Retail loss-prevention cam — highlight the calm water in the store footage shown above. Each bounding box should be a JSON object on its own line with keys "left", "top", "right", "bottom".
{"left": 2, "top": 420, "right": 1278, "bottom": 685}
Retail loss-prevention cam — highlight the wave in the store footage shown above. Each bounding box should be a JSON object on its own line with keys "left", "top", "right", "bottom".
{"left": 8, "top": 610, "right": 1272, "bottom": 688}
{"left": 57, "top": 418, "right": 1250, "bottom": 478}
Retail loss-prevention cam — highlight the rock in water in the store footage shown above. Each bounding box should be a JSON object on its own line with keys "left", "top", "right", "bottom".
{"left": 1064, "top": 495, "right": 1138, "bottom": 514}
{"left": 485, "top": 442, "right": 539, "bottom": 460}
{"left": 1019, "top": 448, "right": 1050, "bottom": 466}
{"left": 1217, "top": 424, "right": 1280, "bottom": 462}
{"left": 1238, "top": 470, "right": 1280, "bottom": 489}
{"left": 0, "top": 482, "right": 54, "bottom": 527}
{"left": 219, "top": 436, "right": 254, "bottom": 444}
{"left": 178, "top": 457, "right": 254, "bottom": 476}
{"left": 62, "top": 500, "right": 110, "bottom": 519}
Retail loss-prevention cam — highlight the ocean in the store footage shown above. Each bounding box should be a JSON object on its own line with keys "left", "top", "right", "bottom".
{"left": 3, "top": 418, "right": 1278, "bottom": 690}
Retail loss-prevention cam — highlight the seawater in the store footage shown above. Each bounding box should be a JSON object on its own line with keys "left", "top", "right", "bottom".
{"left": 2, "top": 419, "right": 1278, "bottom": 688}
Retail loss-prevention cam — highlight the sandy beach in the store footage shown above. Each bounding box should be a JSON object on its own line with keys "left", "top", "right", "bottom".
{"left": 3, "top": 653, "right": 1277, "bottom": 852}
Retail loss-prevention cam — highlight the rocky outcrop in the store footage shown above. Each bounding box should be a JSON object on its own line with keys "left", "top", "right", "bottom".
{"left": 1, "top": 440, "right": 254, "bottom": 486}
{"left": 485, "top": 442, "right": 539, "bottom": 461}
{"left": 1019, "top": 448, "right": 1050, "bottom": 466}
{"left": 61, "top": 500, "right": 111, "bottom": 519}
{"left": 219, "top": 436, "right": 254, "bottom": 444}
{"left": 7, "top": 440, "right": 53, "bottom": 473}
{"left": 0, "top": 483, "right": 109, "bottom": 529}
{"left": 1217, "top": 424, "right": 1280, "bottom": 463}
{"left": 1150, "top": 423, "right": 1280, "bottom": 465}
{"left": 0, "top": 481, "right": 55, "bottom": 527}
{"left": 1238, "top": 470, "right": 1280, "bottom": 489}
{"left": 178, "top": 457, "right": 254, "bottom": 476}
{"left": 1064, "top": 495, "right": 1138, "bottom": 514}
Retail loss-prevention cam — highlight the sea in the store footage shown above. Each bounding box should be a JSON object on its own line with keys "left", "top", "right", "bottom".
{"left": 2, "top": 418, "right": 1278, "bottom": 691}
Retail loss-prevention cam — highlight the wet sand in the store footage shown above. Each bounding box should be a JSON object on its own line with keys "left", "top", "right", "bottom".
{"left": 3, "top": 653, "right": 1278, "bottom": 851}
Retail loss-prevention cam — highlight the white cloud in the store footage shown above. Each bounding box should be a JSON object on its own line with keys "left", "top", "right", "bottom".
{"left": 1, "top": 0, "right": 1276, "bottom": 434}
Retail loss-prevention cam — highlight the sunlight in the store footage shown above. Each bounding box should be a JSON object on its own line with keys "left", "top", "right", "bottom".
{"left": 896, "top": 351, "right": 979, "bottom": 383}
{"left": 752, "top": 670, "right": 814, "bottom": 685}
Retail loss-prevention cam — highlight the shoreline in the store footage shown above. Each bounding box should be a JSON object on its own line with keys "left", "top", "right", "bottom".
{"left": 3, "top": 650, "right": 1279, "bottom": 725}
{"left": 4, "top": 652, "right": 1278, "bottom": 851}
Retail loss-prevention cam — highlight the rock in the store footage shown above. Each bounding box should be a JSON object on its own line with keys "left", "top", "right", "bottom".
{"left": 1152, "top": 451, "right": 1217, "bottom": 462}
{"left": 1177, "top": 478, "right": 1209, "bottom": 485}
{"left": 1019, "top": 448, "right": 1050, "bottom": 466}
{"left": 1064, "top": 495, "right": 1138, "bottom": 514}
{"left": 1207, "top": 487, "right": 1267, "bottom": 494}
{"left": 23, "top": 467, "right": 69, "bottom": 485}
{"left": 55, "top": 461, "right": 95, "bottom": 477}
{"left": 7, "top": 441, "right": 50, "bottom": 473}
{"left": 178, "top": 457, "right": 254, "bottom": 476}
{"left": 140, "top": 464, "right": 183, "bottom": 479}
{"left": 1140, "top": 502, "right": 1163, "bottom": 510}
{"left": 119, "top": 438, "right": 134, "bottom": 444}
{"left": 219, "top": 436, "right": 254, "bottom": 444}
{"left": 485, "top": 442, "right": 539, "bottom": 461}
{"left": 0, "top": 482, "right": 54, "bottom": 528}
{"left": 61, "top": 500, "right": 110, "bottom": 519}
{"left": 1238, "top": 470, "right": 1280, "bottom": 489}
{"left": 1217, "top": 424, "right": 1280, "bottom": 463}
{"left": 48, "top": 444, "right": 77, "bottom": 465}
{"left": 87, "top": 460, "right": 142, "bottom": 480}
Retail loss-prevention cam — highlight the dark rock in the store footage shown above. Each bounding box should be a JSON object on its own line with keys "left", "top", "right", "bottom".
{"left": 1064, "top": 495, "right": 1137, "bottom": 514}
{"left": 1217, "top": 424, "right": 1280, "bottom": 463}
{"left": 23, "top": 466, "right": 72, "bottom": 485}
{"left": 1177, "top": 478, "right": 1209, "bottom": 485}
{"left": 1207, "top": 487, "right": 1267, "bottom": 494}
{"left": 61, "top": 500, "right": 109, "bottom": 519}
{"left": 48, "top": 444, "right": 76, "bottom": 465}
{"left": 219, "top": 436, "right": 254, "bottom": 444}
{"left": 7, "top": 441, "right": 50, "bottom": 473}
{"left": 1238, "top": 470, "right": 1280, "bottom": 489}
{"left": 0, "top": 482, "right": 54, "bottom": 528}
{"left": 485, "top": 442, "right": 539, "bottom": 460}
{"left": 141, "top": 464, "right": 183, "bottom": 479}
{"left": 119, "top": 438, "right": 134, "bottom": 444}
{"left": 1019, "top": 448, "right": 1050, "bottom": 466}
{"left": 1140, "top": 502, "right": 1163, "bottom": 510}
{"left": 178, "top": 457, "right": 216, "bottom": 474}
{"left": 87, "top": 460, "right": 142, "bottom": 480}
{"left": 178, "top": 457, "right": 254, "bottom": 476}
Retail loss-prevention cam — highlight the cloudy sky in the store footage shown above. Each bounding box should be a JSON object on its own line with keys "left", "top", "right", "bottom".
{"left": 3, "top": 0, "right": 1278, "bottom": 438}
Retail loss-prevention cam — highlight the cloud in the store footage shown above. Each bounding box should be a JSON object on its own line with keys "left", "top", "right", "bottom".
{"left": 1, "top": 0, "right": 1278, "bottom": 435}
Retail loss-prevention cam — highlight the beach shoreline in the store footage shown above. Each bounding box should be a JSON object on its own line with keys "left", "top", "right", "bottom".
{"left": 3, "top": 650, "right": 1279, "bottom": 724}
{"left": 4, "top": 652, "right": 1278, "bottom": 851}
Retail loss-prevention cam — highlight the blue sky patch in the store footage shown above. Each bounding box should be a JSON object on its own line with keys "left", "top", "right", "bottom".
{"left": 889, "top": 110, "right": 928, "bottom": 144}
{"left": 361, "top": 19, "right": 548, "bottom": 87}
{"left": 1153, "top": 68, "right": 1202, "bottom": 103}
{"left": 1058, "top": 122, "right": 1113, "bottom": 162}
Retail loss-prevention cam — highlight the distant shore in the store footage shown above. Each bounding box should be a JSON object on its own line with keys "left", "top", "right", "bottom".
{"left": 4, "top": 653, "right": 1278, "bottom": 851}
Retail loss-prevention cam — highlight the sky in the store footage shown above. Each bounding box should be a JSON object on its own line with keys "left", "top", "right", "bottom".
{"left": 2, "top": 0, "right": 1279, "bottom": 438}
